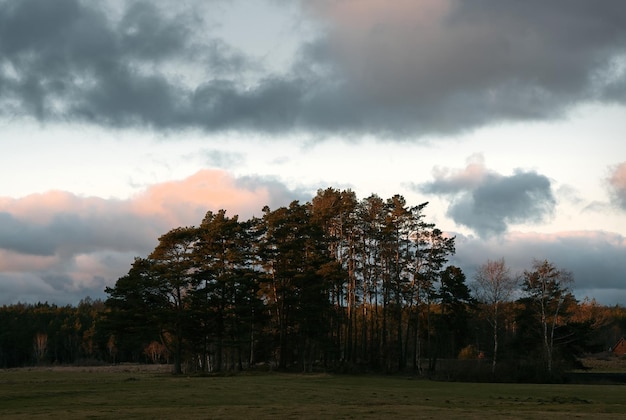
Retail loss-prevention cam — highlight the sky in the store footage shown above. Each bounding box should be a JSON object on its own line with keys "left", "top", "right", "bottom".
{"left": 1, "top": 0, "right": 625, "bottom": 306}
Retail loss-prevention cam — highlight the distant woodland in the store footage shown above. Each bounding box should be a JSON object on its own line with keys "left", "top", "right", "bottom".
{"left": 2, "top": 188, "right": 626, "bottom": 381}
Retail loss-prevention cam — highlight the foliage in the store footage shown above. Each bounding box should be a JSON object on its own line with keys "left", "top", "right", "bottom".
{"left": 520, "top": 259, "right": 575, "bottom": 375}
{"left": 472, "top": 258, "right": 518, "bottom": 374}
{"left": 2, "top": 188, "right": 626, "bottom": 383}
{"left": 0, "top": 298, "right": 108, "bottom": 367}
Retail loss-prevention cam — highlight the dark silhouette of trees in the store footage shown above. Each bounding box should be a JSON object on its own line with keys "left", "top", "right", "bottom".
{"left": 190, "top": 210, "right": 260, "bottom": 372}
{"left": 100, "top": 191, "right": 591, "bottom": 378}
{"left": 147, "top": 226, "right": 197, "bottom": 374}
{"left": 5, "top": 188, "right": 625, "bottom": 383}
{"left": 0, "top": 299, "right": 108, "bottom": 368}
{"left": 436, "top": 266, "right": 474, "bottom": 360}
{"left": 257, "top": 201, "right": 335, "bottom": 371}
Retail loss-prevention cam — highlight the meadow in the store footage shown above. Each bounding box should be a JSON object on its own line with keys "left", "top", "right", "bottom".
{"left": 1, "top": 365, "right": 625, "bottom": 419}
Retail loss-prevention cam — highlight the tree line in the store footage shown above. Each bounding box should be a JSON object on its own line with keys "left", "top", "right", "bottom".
{"left": 2, "top": 188, "right": 626, "bottom": 381}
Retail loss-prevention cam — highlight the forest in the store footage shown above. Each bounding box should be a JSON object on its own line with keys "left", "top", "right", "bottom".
{"left": 1, "top": 188, "right": 625, "bottom": 382}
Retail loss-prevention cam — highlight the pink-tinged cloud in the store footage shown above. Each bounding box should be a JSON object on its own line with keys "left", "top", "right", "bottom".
{"left": 305, "top": 0, "right": 456, "bottom": 102}
{"left": 608, "top": 161, "right": 626, "bottom": 210}
{"left": 0, "top": 250, "right": 58, "bottom": 272}
{"left": 429, "top": 154, "right": 488, "bottom": 192}
{"left": 0, "top": 191, "right": 115, "bottom": 225}
{"left": 308, "top": 0, "right": 452, "bottom": 31}
{"left": 0, "top": 169, "right": 297, "bottom": 305}
{"left": 0, "top": 169, "right": 291, "bottom": 257}
{"left": 131, "top": 169, "right": 273, "bottom": 226}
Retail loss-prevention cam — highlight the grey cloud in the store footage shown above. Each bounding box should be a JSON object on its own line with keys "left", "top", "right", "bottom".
{"left": 0, "top": 273, "right": 53, "bottom": 304}
{"left": 234, "top": 175, "right": 312, "bottom": 211}
{"left": 41, "top": 273, "right": 73, "bottom": 291}
{"left": 0, "top": 212, "right": 57, "bottom": 255}
{"left": 1, "top": 0, "right": 626, "bottom": 137}
{"left": 119, "top": 2, "right": 189, "bottom": 60}
{"left": 188, "top": 77, "right": 306, "bottom": 132}
{"left": 0, "top": 270, "right": 115, "bottom": 305}
{"left": 200, "top": 149, "right": 245, "bottom": 168}
{"left": 0, "top": 0, "right": 255, "bottom": 129}
{"left": 419, "top": 162, "right": 555, "bottom": 237}
{"left": 0, "top": 210, "right": 158, "bottom": 257}
{"left": 450, "top": 231, "right": 626, "bottom": 305}
{"left": 297, "top": 0, "right": 626, "bottom": 136}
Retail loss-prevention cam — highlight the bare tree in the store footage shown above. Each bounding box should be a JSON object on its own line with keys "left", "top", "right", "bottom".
{"left": 472, "top": 258, "right": 518, "bottom": 374}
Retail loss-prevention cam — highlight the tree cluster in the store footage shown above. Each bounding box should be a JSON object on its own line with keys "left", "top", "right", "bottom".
{"left": 2, "top": 188, "right": 626, "bottom": 382}
{"left": 105, "top": 190, "right": 466, "bottom": 374}
{"left": 0, "top": 298, "right": 110, "bottom": 367}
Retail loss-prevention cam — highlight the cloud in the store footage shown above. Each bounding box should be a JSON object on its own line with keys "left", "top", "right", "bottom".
{"left": 451, "top": 230, "right": 626, "bottom": 305}
{"left": 0, "top": 169, "right": 298, "bottom": 305}
{"left": 199, "top": 149, "right": 245, "bottom": 168}
{"left": 299, "top": 0, "right": 626, "bottom": 135}
{"left": 2, "top": 0, "right": 626, "bottom": 137}
{"left": 0, "top": 192, "right": 157, "bottom": 257}
{"left": 418, "top": 156, "right": 555, "bottom": 237}
{"left": 0, "top": 0, "right": 256, "bottom": 129}
{"left": 608, "top": 161, "right": 626, "bottom": 210}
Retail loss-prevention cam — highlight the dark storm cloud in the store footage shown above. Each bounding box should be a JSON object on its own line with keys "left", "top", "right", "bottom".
{"left": 1, "top": 0, "right": 626, "bottom": 136}
{"left": 298, "top": 0, "right": 626, "bottom": 136}
{"left": 418, "top": 159, "right": 555, "bottom": 237}
{"left": 0, "top": 0, "right": 253, "bottom": 128}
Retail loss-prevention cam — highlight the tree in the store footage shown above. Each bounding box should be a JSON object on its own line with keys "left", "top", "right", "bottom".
{"left": 436, "top": 266, "right": 473, "bottom": 358}
{"left": 355, "top": 194, "right": 388, "bottom": 367}
{"left": 521, "top": 259, "right": 574, "bottom": 374}
{"left": 105, "top": 227, "right": 197, "bottom": 374}
{"left": 191, "top": 210, "right": 261, "bottom": 372}
{"left": 310, "top": 188, "right": 358, "bottom": 365}
{"left": 104, "top": 258, "right": 165, "bottom": 363}
{"left": 257, "top": 201, "right": 334, "bottom": 370}
{"left": 418, "top": 227, "right": 456, "bottom": 373}
{"left": 148, "top": 226, "right": 197, "bottom": 374}
{"left": 472, "top": 258, "right": 517, "bottom": 374}
{"left": 382, "top": 194, "right": 414, "bottom": 371}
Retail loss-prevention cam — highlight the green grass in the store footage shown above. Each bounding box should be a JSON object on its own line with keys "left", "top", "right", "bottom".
{"left": 1, "top": 366, "right": 625, "bottom": 419}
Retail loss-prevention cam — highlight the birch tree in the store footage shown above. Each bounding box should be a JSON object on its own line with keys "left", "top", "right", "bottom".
{"left": 472, "top": 258, "right": 517, "bottom": 374}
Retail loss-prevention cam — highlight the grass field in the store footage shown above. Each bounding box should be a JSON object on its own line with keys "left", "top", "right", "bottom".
{"left": 1, "top": 365, "right": 625, "bottom": 419}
